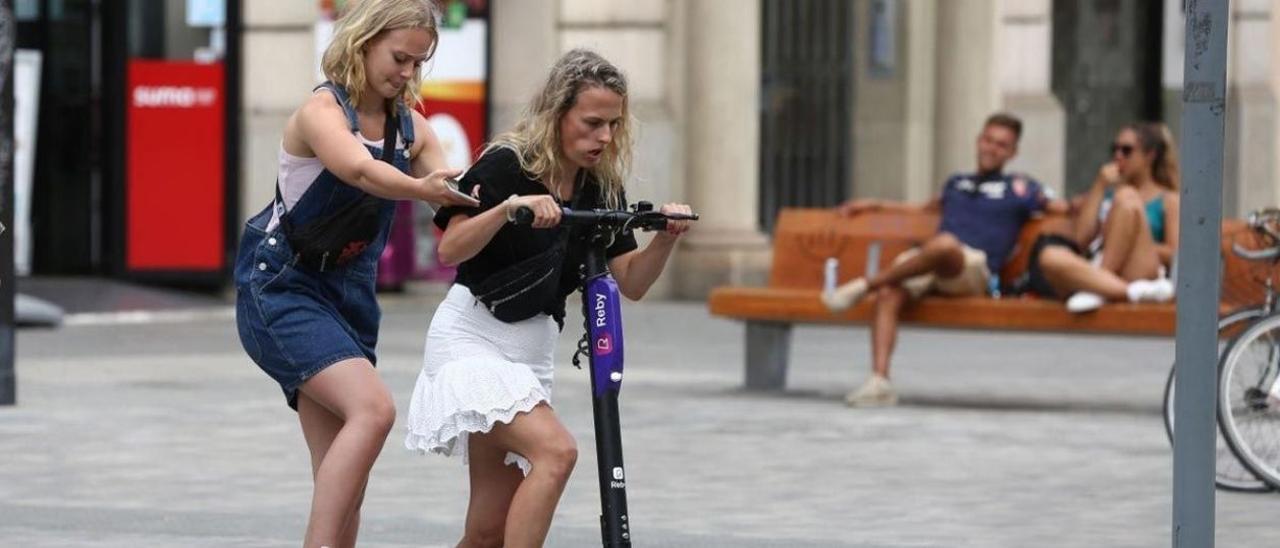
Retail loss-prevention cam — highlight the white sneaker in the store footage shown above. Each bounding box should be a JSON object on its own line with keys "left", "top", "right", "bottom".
{"left": 822, "top": 278, "right": 869, "bottom": 312}
{"left": 1127, "top": 278, "right": 1175, "bottom": 303}
{"left": 1065, "top": 291, "right": 1104, "bottom": 313}
{"left": 844, "top": 375, "right": 898, "bottom": 407}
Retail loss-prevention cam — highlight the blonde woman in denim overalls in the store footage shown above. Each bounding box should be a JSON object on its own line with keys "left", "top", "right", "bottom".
{"left": 233, "top": 2, "right": 477, "bottom": 546}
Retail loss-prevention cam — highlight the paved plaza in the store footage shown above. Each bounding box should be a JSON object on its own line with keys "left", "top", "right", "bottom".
{"left": 2, "top": 285, "right": 1278, "bottom": 546}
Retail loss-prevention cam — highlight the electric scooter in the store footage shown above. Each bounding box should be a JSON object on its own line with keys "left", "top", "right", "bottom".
{"left": 514, "top": 201, "right": 698, "bottom": 547}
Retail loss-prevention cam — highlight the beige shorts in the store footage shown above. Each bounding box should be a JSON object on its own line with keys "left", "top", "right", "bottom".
{"left": 893, "top": 245, "right": 990, "bottom": 300}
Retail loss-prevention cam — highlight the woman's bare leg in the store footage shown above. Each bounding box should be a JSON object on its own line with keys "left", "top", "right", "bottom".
{"left": 297, "top": 392, "right": 369, "bottom": 548}
{"left": 1038, "top": 246, "right": 1129, "bottom": 300}
{"left": 1097, "top": 187, "right": 1162, "bottom": 280}
{"left": 296, "top": 358, "right": 396, "bottom": 548}
{"left": 471, "top": 403, "right": 577, "bottom": 548}
{"left": 457, "top": 432, "right": 527, "bottom": 548}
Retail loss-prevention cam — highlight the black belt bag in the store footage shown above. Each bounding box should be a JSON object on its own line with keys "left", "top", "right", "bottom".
{"left": 277, "top": 105, "right": 398, "bottom": 273}
{"left": 471, "top": 234, "right": 569, "bottom": 323}
{"left": 471, "top": 187, "right": 586, "bottom": 324}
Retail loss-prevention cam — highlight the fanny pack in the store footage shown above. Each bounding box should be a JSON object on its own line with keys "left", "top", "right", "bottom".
{"left": 471, "top": 185, "right": 586, "bottom": 324}
{"left": 276, "top": 104, "right": 397, "bottom": 273}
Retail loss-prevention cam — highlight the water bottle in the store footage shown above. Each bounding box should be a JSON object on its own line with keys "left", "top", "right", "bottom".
{"left": 824, "top": 257, "right": 838, "bottom": 294}
{"left": 988, "top": 275, "right": 1002, "bottom": 299}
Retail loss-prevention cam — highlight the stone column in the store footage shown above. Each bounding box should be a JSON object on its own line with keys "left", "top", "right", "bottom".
{"left": 1163, "top": 0, "right": 1279, "bottom": 218}
{"left": 902, "top": 0, "right": 939, "bottom": 202}
{"left": 1223, "top": 0, "right": 1278, "bottom": 217}
{"left": 675, "top": 0, "right": 770, "bottom": 298}
{"left": 996, "top": 0, "right": 1065, "bottom": 196}
{"left": 489, "top": 0, "right": 558, "bottom": 134}
{"left": 852, "top": 0, "right": 911, "bottom": 202}
{"left": 240, "top": 2, "right": 319, "bottom": 220}
{"left": 854, "top": 0, "right": 939, "bottom": 203}
{"left": 932, "top": 0, "right": 1000, "bottom": 185}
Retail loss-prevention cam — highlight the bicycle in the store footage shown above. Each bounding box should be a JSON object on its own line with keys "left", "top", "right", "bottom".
{"left": 1216, "top": 208, "right": 1280, "bottom": 490}
{"left": 515, "top": 201, "right": 698, "bottom": 547}
{"left": 1162, "top": 208, "right": 1280, "bottom": 492}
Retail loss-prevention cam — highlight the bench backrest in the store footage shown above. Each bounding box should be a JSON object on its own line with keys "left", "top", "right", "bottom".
{"left": 768, "top": 208, "right": 1267, "bottom": 309}
{"left": 768, "top": 208, "right": 1054, "bottom": 289}
{"left": 769, "top": 209, "right": 932, "bottom": 289}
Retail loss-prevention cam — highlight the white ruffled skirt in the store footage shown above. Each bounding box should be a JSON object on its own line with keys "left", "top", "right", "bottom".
{"left": 404, "top": 284, "right": 557, "bottom": 474}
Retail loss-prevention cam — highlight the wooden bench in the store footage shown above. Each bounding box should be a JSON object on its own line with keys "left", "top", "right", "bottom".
{"left": 707, "top": 208, "right": 1265, "bottom": 390}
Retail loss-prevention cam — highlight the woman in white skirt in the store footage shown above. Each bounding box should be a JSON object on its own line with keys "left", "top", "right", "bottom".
{"left": 404, "top": 49, "right": 692, "bottom": 548}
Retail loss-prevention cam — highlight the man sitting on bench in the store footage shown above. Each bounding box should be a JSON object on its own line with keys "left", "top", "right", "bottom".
{"left": 823, "top": 113, "right": 1067, "bottom": 407}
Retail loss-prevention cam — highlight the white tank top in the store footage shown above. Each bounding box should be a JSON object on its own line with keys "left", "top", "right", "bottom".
{"left": 265, "top": 132, "right": 408, "bottom": 232}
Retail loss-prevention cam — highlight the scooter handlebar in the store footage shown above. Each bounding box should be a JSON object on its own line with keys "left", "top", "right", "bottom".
{"left": 511, "top": 206, "right": 699, "bottom": 232}
{"left": 511, "top": 205, "right": 537, "bottom": 226}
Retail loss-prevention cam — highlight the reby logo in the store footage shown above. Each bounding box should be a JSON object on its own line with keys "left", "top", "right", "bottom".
{"left": 132, "top": 86, "right": 218, "bottom": 108}
{"left": 595, "top": 332, "right": 613, "bottom": 355}
{"left": 594, "top": 293, "right": 608, "bottom": 328}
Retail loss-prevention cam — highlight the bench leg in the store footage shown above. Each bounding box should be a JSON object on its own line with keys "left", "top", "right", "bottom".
{"left": 745, "top": 321, "right": 792, "bottom": 390}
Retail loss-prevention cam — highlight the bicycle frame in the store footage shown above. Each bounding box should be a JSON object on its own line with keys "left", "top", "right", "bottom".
{"left": 1240, "top": 244, "right": 1280, "bottom": 408}
{"left": 580, "top": 229, "right": 631, "bottom": 547}
{"left": 1259, "top": 346, "right": 1280, "bottom": 408}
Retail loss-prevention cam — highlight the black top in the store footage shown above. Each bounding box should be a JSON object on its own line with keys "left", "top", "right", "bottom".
{"left": 435, "top": 146, "right": 639, "bottom": 320}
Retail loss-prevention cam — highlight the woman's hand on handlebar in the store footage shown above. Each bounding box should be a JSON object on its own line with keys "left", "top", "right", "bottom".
{"left": 507, "top": 194, "right": 561, "bottom": 228}
{"left": 657, "top": 203, "right": 693, "bottom": 238}
{"left": 420, "top": 168, "right": 480, "bottom": 207}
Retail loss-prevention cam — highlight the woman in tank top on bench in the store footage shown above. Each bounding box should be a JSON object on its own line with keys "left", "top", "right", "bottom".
{"left": 1027, "top": 122, "right": 1180, "bottom": 313}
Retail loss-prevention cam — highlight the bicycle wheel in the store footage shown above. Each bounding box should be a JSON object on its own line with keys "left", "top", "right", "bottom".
{"left": 1163, "top": 307, "right": 1270, "bottom": 492}
{"left": 1218, "top": 313, "right": 1280, "bottom": 489}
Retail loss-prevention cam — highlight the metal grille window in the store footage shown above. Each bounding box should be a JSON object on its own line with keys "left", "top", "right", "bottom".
{"left": 758, "top": 0, "right": 854, "bottom": 232}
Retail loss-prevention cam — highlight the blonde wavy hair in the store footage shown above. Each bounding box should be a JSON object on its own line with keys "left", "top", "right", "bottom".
{"left": 321, "top": 0, "right": 440, "bottom": 108}
{"left": 487, "top": 49, "right": 633, "bottom": 209}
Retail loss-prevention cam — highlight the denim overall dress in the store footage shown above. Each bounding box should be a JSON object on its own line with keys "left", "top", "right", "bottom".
{"left": 234, "top": 82, "right": 415, "bottom": 409}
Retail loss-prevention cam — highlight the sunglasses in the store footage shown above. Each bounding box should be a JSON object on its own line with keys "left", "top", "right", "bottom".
{"left": 1111, "top": 143, "right": 1136, "bottom": 157}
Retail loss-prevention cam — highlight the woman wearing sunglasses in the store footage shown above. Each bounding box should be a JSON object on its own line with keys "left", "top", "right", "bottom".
{"left": 1025, "top": 122, "right": 1180, "bottom": 312}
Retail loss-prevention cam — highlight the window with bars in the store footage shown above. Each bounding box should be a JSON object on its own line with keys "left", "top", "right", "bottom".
{"left": 758, "top": 0, "right": 855, "bottom": 232}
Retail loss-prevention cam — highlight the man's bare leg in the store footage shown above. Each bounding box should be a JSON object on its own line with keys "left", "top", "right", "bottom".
{"left": 870, "top": 285, "right": 909, "bottom": 378}
{"left": 824, "top": 232, "right": 967, "bottom": 311}
{"left": 869, "top": 233, "right": 966, "bottom": 289}
{"left": 846, "top": 285, "right": 909, "bottom": 407}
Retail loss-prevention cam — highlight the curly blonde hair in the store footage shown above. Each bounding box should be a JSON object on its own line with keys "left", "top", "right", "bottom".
{"left": 486, "top": 49, "right": 633, "bottom": 208}
{"left": 321, "top": 0, "right": 440, "bottom": 108}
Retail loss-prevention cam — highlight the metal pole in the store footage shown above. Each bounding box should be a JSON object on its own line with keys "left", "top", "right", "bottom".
{"left": 0, "top": 0, "right": 15, "bottom": 407}
{"left": 1172, "top": 0, "right": 1230, "bottom": 545}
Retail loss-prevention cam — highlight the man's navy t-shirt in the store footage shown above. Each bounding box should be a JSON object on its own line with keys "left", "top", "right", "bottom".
{"left": 937, "top": 172, "right": 1048, "bottom": 274}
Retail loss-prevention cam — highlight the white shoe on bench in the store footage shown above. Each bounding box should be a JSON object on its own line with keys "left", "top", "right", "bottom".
{"left": 1066, "top": 278, "right": 1174, "bottom": 314}
{"left": 1065, "top": 292, "right": 1104, "bottom": 313}
{"left": 822, "top": 278, "right": 869, "bottom": 312}
{"left": 1127, "top": 278, "right": 1174, "bottom": 303}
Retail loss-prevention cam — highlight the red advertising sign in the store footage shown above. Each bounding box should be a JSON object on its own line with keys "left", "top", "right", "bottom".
{"left": 126, "top": 60, "right": 225, "bottom": 271}
{"left": 418, "top": 82, "right": 486, "bottom": 162}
